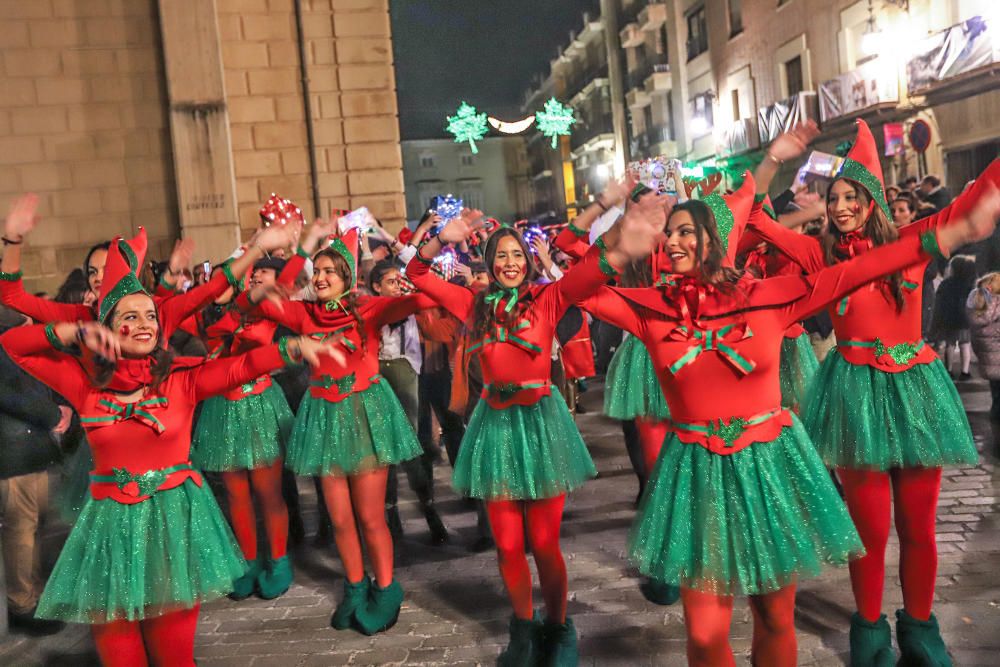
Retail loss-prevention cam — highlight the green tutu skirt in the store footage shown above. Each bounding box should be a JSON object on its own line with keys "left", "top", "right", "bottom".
{"left": 802, "top": 351, "right": 978, "bottom": 470}
{"left": 286, "top": 380, "right": 421, "bottom": 476}
{"left": 603, "top": 335, "right": 670, "bottom": 420}
{"left": 191, "top": 384, "right": 293, "bottom": 471}
{"left": 453, "top": 388, "right": 596, "bottom": 500}
{"left": 779, "top": 333, "right": 819, "bottom": 411}
{"left": 629, "top": 416, "right": 863, "bottom": 596}
{"left": 37, "top": 479, "right": 245, "bottom": 623}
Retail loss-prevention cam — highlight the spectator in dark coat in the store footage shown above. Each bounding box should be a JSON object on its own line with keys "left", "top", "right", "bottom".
{"left": 920, "top": 175, "right": 953, "bottom": 212}
{"left": 931, "top": 255, "right": 978, "bottom": 380}
{"left": 0, "top": 307, "right": 70, "bottom": 635}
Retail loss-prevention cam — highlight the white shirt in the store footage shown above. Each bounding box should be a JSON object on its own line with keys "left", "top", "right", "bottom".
{"left": 379, "top": 314, "right": 422, "bottom": 373}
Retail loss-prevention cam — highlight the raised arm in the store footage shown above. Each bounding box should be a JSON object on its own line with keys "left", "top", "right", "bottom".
{"left": 898, "top": 158, "right": 1000, "bottom": 239}
{"left": 0, "top": 274, "right": 93, "bottom": 323}
{"left": 233, "top": 290, "right": 311, "bottom": 333}
{"left": 0, "top": 323, "right": 94, "bottom": 409}
{"left": 578, "top": 286, "right": 647, "bottom": 338}
{"left": 405, "top": 252, "right": 475, "bottom": 322}
{"left": 364, "top": 293, "right": 439, "bottom": 329}
{"left": 746, "top": 201, "right": 825, "bottom": 273}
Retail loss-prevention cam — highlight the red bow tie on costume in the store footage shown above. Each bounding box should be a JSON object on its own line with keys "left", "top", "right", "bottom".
{"left": 657, "top": 274, "right": 718, "bottom": 329}
{"left": 835, "top": 230, "right": 872, "bottom": 259}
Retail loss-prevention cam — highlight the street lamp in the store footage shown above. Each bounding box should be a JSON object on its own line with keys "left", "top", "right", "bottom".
{"left": 596, "top": 163, "right": 610, "bottom": 180}
{"left": 860, "top": 0, "right": 881, "bottom": 57}
{"left": 690, "top": 115, "right": 709, "bottom": 135}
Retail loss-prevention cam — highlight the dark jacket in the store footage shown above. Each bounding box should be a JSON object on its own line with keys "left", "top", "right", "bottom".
{"left": 0, "top": 323, "right": 64, "bottom": 479}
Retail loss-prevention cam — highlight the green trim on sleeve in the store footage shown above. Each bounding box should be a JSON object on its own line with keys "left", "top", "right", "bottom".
{"left": 0, "top": 269, "right": 23, "bottom": 281}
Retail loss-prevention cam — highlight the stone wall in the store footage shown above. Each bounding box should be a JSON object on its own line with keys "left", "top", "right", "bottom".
{"left": 0, "top": 0, "right": 406, "bottom": 291}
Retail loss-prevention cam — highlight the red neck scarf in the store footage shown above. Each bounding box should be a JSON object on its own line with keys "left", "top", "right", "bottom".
{"left": 834, "top": 229, "right": 872, "bottom": 259}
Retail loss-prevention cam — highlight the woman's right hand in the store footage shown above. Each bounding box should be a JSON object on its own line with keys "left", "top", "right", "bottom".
{"left": 55, "top": 321, "right": 121, "bottom": 361}
{"left": 4, "top": 193, "right": 40, "bottom": 242}
{"left": 767, "top": 121, "right": 819, "bottom": 164}
{"left": 437, "top": 209, "right": 484, "bottom": 245}
{"left": 290, "top": 335, "right": 347, "bottom": 368}
{"left": 938, "top": 182, "right": 1000, "bottom": 254}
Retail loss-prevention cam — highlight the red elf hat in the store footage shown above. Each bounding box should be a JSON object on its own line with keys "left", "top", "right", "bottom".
{"left": 836, "top": 119, "right": 890, "bottom": 218}
{"left": 701, "top": 171, "right": 756, "bottom": 267}
{"left": 97, "top": 227, "right": 149, "bottom": 322}
{"left": 324, "top": 228, "right": 359, "bottom": 290}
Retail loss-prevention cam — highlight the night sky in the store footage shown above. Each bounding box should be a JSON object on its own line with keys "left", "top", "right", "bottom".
{"left": 390, "top": 0, "right": 600, "bottom": 140}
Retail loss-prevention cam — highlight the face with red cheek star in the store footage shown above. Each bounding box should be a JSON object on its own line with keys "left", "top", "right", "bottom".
{"left": 492, "top": 236, "right": 528, "bottom": 288}
{"left": 827, "top": 179, "right": 870, "bottom": 233}
{"left": 664, "top": 210, "right": 711, "bottom": 277}
{"left": 110, "top": 293, "right": 159, "bottom": 357}
{"left": 312, "top": 255, "right": 347, "bottom": 303}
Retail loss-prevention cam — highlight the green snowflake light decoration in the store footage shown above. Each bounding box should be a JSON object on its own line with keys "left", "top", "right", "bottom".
{"left": 446, "top": 101, "right": 489, "bottom": 154}
{"left": 535, "top": 97, "right": 576, "bottom": 149}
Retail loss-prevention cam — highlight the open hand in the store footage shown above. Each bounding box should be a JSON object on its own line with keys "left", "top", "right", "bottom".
{"left": 293, "top": 335, "right": 347, "bottom": 368}
{"left": 5, "top": 193, "right": 40, "bottom": 241}
{"left": 767, "top": 120, "right": 820, "bottom": 163}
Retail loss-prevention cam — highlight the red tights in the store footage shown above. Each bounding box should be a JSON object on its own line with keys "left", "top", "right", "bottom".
{"left": 486, "top": 495, "right": 567, "bottom": 622}
{"left": 681, "top": 585, "right": 797, "bottom": 667}
{"left": 838, "top": 467, "right": 942, "bottom": 622}
{"left": 222, "top": 460, "right": 289, "bottom": 560}
{"left": 636, "top": 418, "right": 669, "bottom": 477}
{"left": 91, "top": 605, "right": 200, "bottom": 667}
{"left": 321, "top": 467, "right": 394, "bottom": 587}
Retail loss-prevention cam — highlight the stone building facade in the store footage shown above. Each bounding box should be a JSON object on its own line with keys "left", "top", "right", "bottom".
{"left": 0, "top": 0, "right": 405, "bottom": 291}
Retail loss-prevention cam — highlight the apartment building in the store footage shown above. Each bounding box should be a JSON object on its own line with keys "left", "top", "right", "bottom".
{"left": 524, "top": 0, "right": 1000, "bottom": 215}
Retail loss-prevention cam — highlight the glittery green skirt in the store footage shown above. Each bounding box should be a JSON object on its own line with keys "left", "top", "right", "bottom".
{"left": 191, "top": 384, "right": 293, "bottom": 472}
{"left": 37, "top": 478, "right": 245, "bottom": 623}
{"left": 628, "top": 416, "right": 863, "bottom": 596}
{"left": 802, "top": 351, "right": 978, "bottom": 470}
{"left": 603, "top": 335, "right": 670, "bottom": 420}
{"left": 453, "top": 388, "right": 596, "bottom": 500}
{"left": 779, "top": 333, "right": 819, "bottom": 412}
{"left": 286, "top": 380, "right": 422, "bottom": 476}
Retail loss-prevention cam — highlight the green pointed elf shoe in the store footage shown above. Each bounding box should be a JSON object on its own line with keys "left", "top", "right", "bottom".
{"left": 256, "top": 555, "right": 293, "bottom": 600}
{"left": 639, "top": 578, "right": 680, "bottom": 606}
{"left": 497, "top": 613, "right": 542, "bottom": 667}
{"left": 354, "top": 579, "right": 403, "bottom": 635}
{"left": 228, "top": 557, "right": 263, "bottom": 601}
{"left": 896, "top": 610, "right": 953, "bottom": 667}
{"left": 849, "top": 612, "right": 895, "bottom": 667}
{"left": 542, "top": 616, "right": 578, "bottom": 667}
{"left": 330, "top": 575, "right": 370, "bottom": 630}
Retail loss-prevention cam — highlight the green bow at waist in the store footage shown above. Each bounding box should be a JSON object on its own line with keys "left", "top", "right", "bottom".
{"left": 672, "top": 409, "right": 781, "bottom": 449}
{"left": 468, "top": 319, "right": 542, "bottom": 355}
{"left": 668, "top": 323, "right": 755, "bottom": 376}
{"left": 310, "top": 373, "right": 381, "bottom": 394}
{"left": 80, "top": 397, "right": 169, "bottom": 434}
{"left": 839, "top": 337, "right": 924, "bottom": 366}
{"left": 91, "top": 462, "right": 194, "bottom": 498}
{"left": 483, "top": 380, "right": 550, "bottom": 401}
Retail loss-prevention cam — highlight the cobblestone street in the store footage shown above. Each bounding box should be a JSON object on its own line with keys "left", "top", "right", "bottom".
{"left": 3, "top": 379, "right": 999, "bottom": 666}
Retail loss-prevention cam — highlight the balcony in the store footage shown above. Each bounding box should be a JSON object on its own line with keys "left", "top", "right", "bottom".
{"left": 639, "top": 1, "right": 667, "bottom": 32}
{"left": 629, "top": 124, "right": 672, "bottom": 159}
{"left": 628, "top": 51, "right": 669, "bottom": 91}
{"left": 817, "top": 60, "right": 897, "bottom": 123}
{"left": 563, "top": 62, "right": 609, "bottom": 101}
{"left": 571, "top": 111, "right": 614, "bottom": 151}
{"left": 718, "top": 117, "right": 760, "bottom": 157}
{"left": 906, "top": 15, "right": 1000, "bottom": 100}
{"left": 757, "top": 91, "right": 820, "bottom": 145}
{"left": 619, "top": 0, "right": 643, "bottom": 27}
{"left": 620, "top": 22, "right": 644, "bottom": 48}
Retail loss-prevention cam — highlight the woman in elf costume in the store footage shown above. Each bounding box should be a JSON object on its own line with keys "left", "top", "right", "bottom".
{"left": 407, "top": 204, "right": 664, "bottom": 666}
{"left": 746, "top": 120, "right": 1000, "bottom": 667}
{"left": 0, "top": 231, "right": 341, "bottom": 667}
{"left": 579, "top": 171, "right": 1000, "bottom": 667}
{"left": 236, "top": 220, "right": 433, "bottom": 636}
{"left": 190, "top": 196, "right": 305, "bottom": 601}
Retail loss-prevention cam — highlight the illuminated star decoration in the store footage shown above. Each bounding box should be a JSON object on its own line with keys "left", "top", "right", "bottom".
{"left": 259, "top": 193, "right": 303, "bottom": 228}
{"left": 535, "top": 97, "right": 576, "bottom": 149}
{"left": 433, "top": 194, "right": 463, "bottom": 222}
{"left": 522, "top": 225, "right": 546, "bottom": 255}
{"left": 432, "top": 247, "right": 459, "bottom": 281}
{"left": 446, "top": 102, "right": 489, "bottom": 154}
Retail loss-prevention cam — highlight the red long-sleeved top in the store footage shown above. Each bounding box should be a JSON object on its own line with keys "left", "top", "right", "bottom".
{"left": 0, "top": 269, "right": 237, "bottom": 344}
{"left": 0, "top": 324, "right": 290, "bottom": 503}
{"left": 406, "top": 243, "right": 617, "bottom": 409}
{"left": 235, "top": 285, "right": 436, "bottom": 402}
{"left": 581, "top": 231, "right": 933, "bottom": 453}
{"left": 747, "top": 158, "right": 1000, "bottom": 371}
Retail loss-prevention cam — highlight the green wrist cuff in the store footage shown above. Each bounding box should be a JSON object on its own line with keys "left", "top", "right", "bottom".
{"left": 920, "top": 230, "right": 944, "bottom": 260}
{"left": 44, "top": 323, "right": 74, "bottom": 353}
{"left": 414, "top": 251, "right": 434, "bottom": 265}
{"left": 567, "top": 221, "right": 588, "bottom": 238}
{"left": 220, "top": 260, "right": 240, "bottom": 290}
{"left": 158, "top": 273, "right": 179, "bottom": 292}
{"left": 597, "top": 244, "right": 618, "bottom": 278}
{"left": 295, "top": 245, "right": 310, "bottom": 259}
{"left": 753, "top": 193, "right": 766, "bottom": 204}
{"left": 0, "top": 269, "right": 23, "bottom": 281}
{"left": 278, "top": 337, "right": 298, "bottom": 366}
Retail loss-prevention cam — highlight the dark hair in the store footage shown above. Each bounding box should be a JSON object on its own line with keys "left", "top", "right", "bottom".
{"left": 469, "top": 227, "right": 539, "bottom": 341}
{"left": 83, "top": 241, "right": 111, "bottom": 288}
{"left": 893, "top": 191, "right": 917, "bottom": 214}
{"left": 54, "top": 268, "right": 90, "bottom": 305}
{"left": 821, "top": 178, "right": 905, "bottom": 311}
{"left": 313, "top": 247, "right": 366, "bottom": 351}
{"left": 93, "top": 293, "right": 175, "bottom": 388}
{"left": 922, "top": 175, "right": 941, "bottom": 188}
{"left": 368, "top": 259, "right": 398, "bottom": 289}
{"left": 667, "top": 200, "right": 742, "bottom": 289}
{"left": 949, "top": 254, "right": 977, "bottom": 287}
{"left": 620, "top": 258, "right": 652, "bottom": 288}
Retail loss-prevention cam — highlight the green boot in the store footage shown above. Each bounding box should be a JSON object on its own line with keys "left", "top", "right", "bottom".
{"left": 256, "top": 555, "right": 293, "bottom": 600}
{"left": 354, "top": 579, "right": 403, "bottom": 635}
{"left": 330, "top": 575, "right": 369, "bottom": 630}
{"left": 849, "top": 612, "right": 895, "bottom": 667}
{"left": 497, "top": 613, "right": 542, "bottom": 667}
{"left": 896, "top": 610, "right": 952, "bottom": 667}
{"left": 639, "top": 578, "right": 680, "bottom": 606}
{"left": 228, "top": 557, "right": 263, "bottom": 601}
{"left": 542, "top": 616, "right": 578, "bottom": 667}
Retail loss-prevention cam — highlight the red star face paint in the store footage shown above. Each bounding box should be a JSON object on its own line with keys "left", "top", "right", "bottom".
{"left": 119, "top": 326, "right": 130, "bottom": 336}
